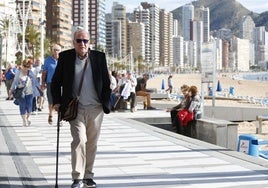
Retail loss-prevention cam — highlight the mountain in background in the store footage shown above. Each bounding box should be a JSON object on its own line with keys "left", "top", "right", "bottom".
{"left": 106, "top": 0, "right": 268, "bottom": 36}
{"left": 171, "top": 0, "right": 268, "bottom": 36}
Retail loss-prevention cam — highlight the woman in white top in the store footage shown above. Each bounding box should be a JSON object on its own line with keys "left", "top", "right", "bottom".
{"left": 10, "top": 59, "right": 41, "bottom": 126}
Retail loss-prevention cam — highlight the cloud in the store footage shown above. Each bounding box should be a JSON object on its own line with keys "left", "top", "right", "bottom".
{"left": 237, "top": 0, "right": 268, "bottom": 13}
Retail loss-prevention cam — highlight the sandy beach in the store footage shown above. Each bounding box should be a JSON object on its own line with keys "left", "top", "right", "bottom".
{"left": 146, "top": 73, "right": 268, "bottom": 99}
{"left": 145, "top": 73, "right": 268, "bottom": 141}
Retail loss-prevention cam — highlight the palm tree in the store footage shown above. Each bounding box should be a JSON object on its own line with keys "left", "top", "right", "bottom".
{"left": 25, "top": 25, "right": 52, "bottom": 62}
{"left": 25, "top": 25, "right": 40, "bottom": 61}
{"left": 0, "top": 17, "right": 11, "bottom": 68}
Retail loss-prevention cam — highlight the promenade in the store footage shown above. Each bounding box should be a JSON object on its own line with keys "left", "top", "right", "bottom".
{"left": 1, "top": 84, "right": 268, "bottom": 188}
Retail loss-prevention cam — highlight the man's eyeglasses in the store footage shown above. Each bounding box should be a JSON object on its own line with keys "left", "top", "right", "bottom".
{"left": 54, "top": 49, "right": 60, "bottom": 52}
{"left": 76, "top": 39, "right": 89, "bottom": 44}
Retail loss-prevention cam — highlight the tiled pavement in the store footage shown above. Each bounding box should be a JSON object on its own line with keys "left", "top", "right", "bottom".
{"left": 1, "top": 85, "right": 268, "bottom": 188}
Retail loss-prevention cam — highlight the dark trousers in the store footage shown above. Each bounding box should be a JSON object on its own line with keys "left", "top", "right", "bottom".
{"left": 172, "top": 113, "right": 196, "bottom": 138}
{"left": 170, "top": 109, "right": 178, "bottom": 125}
{"left": 127, "top": 92, "right": 136, "bottom": 108}
{"left": 32, "top": 97, "right": 37, "bottom": 112}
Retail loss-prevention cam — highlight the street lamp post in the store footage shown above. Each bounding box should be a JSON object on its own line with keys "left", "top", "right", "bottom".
{"left": 17, "top": 0, "right": 32, "bottom": 60}
{"left": 40, "top": 0, "right": 45, "bottom": 63}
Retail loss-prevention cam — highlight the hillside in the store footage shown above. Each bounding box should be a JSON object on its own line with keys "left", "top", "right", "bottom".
{"left": 171, "top": 0, "right": 267, "bottom": 36}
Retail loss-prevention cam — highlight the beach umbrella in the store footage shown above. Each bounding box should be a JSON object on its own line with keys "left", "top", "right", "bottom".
{"left": 216, "top": 80, "right": 222, "bottom": 92}
{"left": 161, "top": 79, "right": 165, "bottom": 90}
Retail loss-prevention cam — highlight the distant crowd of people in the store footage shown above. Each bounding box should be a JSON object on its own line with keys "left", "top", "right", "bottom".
{"left": 109, "top": 71, "right": 157, "bottom": 112}
{"left": 0, "top": 43, "right": 62, "bottom": 127}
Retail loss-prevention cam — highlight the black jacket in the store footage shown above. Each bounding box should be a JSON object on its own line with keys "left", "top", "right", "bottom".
{"left": 51, "top": 49, "right": 111, "bottom": 115}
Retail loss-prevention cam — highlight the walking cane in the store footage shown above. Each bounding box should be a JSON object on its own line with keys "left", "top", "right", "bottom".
{"left": 55, "top": 112, "right": 61, "bottom": 188}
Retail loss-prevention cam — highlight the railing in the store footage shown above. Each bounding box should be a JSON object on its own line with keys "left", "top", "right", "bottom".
{"left": 256, "top": 115, "right": 268, "bottom": 134}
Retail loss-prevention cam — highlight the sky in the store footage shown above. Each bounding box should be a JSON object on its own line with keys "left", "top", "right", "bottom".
{"left": 105, "top": 0, "right": 268, "bottom": 14}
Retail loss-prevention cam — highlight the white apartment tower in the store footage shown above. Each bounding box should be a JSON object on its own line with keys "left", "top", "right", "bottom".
{"left": 133, "top": 6, "right": 151, "bottom": 64}
{"left": 173, "top": 36, "right": 184, "bottom": 68}
{"left": 159, "top": 9, "right": 173, "bottom": 68}
{"left": 72, "top": 0, "right": 106, "bottom": 49}
{"left": 111, "top": 2, "right": 127, "bottom": 58}
{"left": 173, "top": 19, "right": 179, "bottom": 36}
{"left": 233, "top": 37, "right": 250, "bottom": 71}
{"left": 191, "top": 20, "right": 203, "bottom": 68}
{"left": 239, "top": 15, "right": 255, "bottom": 42}
{"left": 141, "top": 2, "right": 160, "bottom": 67}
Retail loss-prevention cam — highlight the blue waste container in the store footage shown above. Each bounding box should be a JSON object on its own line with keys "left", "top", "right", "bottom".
{"left": 229, "top": 86, "right": 235, "bottom": 95}
{"left": 237, "top": 134, "right": 259, "bottom": 157}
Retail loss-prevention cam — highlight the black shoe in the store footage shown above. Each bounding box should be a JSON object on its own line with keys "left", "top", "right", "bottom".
{"left": 37, "top": 108, "right": 42, "bottom": 111}
{"left": 147, "top": 106, "right": 156, "bottom": 110}
{"left": 71, "top": 179, "right": 83, "bottom": 188}
{"left": 83, "top": 178, "right": 96, "bottom": 188}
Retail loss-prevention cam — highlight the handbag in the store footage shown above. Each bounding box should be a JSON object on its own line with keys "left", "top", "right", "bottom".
{"left": 12, "top": 71, "right": 29, "bottom": 99}
{"left": 13, "top": 87, "right": 25, "bottom": 99}
{"left": 62, "top": 60, "right": 88, "bottom": 121}
{"left": 178, "top": 109, "right": 194, "bottom": 127}
{"left": 62, "top": 97, "right": 79, "bottom": 121}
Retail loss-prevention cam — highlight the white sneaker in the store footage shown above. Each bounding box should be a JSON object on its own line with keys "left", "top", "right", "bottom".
{"left": 22, "top": 120, "right": 26, "bottom": 126}
{"left": 71, "top": 180, "right": 83, "bottom": 188}
{"left": 32, "top": 111, "right": 37, "bottom": 115}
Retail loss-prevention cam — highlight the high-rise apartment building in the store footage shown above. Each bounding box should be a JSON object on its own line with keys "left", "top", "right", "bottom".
{"left": 191, "top": 20, "right": 203, "bottom": 68}
{"left": 72, "top": 0, "right": 106, "bottom": 50}
{"left": 233, "top": 37, "right": 250, "bottom": 71}
{"left": 46, "top": 0, "right": 72, "bottom": 49}
{"left": 111, "top": 2, "right": 127, "bottom": 58}
{"left": 159, "top": 9, "right": 173, "bottom": 68}
{"left": 173, "top": 19, "right": 179, "bottom": 36}
{"left": 141, "top": 2, "right": 160, "bottom": 67}
{"left": 133, "top": 6, "right": 150, "bottom": 64}
{"left": 239, "top": 15, "right": 255, "bottom": 42}
{"left": 173, "top": 36, "right": 184, "bottom": 68}
{"left": 198, "top": 6, "right": 210, "bottom": 42}
{"left": 182, "top": 3, "right": 194, "bottom": 41}
{"left": 254, "top": 26, "right": 268, "bottom": 65}
{"left": 127, "top": 21, "right": 145, "bottom": 71}
{"left": 222, "top": 40, "right": 230, "bottom": 70}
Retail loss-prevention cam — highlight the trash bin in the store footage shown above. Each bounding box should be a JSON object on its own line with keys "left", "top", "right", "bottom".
{"left": 229, "top": 86, "right": 235, "bottom": 96}
{"left": 237, "top": 134, "right": 259, "bottom": 157}
{"left": 208, "top": 86, "right": 213, "bottom": 96}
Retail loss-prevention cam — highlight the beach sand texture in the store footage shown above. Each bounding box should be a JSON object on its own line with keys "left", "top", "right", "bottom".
{"left": 146, "top": 73, "right": 268, "bottom": 99}
{"left": 145, "top": 73, "right": 268, "bottom": 142}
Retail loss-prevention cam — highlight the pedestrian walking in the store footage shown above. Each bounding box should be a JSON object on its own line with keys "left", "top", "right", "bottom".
{"left": 41, "top": 44, "right": 61, "bottom": 124}
{"left": 10, "top": 59, "right": 40, "bottom": 126}
{"left": 165, "top": 74, "right": 173, "bottom": 94}
{"left": 51, "top": 28, "right": 111, "bottom": 188}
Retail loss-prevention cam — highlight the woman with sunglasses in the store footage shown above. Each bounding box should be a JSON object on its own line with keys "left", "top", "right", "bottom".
{"left": 10, "top": 59, "right": 41, "bottom": 126}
